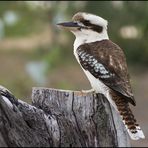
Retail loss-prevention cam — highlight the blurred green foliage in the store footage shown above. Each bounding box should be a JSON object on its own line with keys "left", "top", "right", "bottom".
{"left": 1, "top": 1, "right": 148, "bottom": 66}
{"left": 0, "top": 1, "right": 48, "bottom": 37}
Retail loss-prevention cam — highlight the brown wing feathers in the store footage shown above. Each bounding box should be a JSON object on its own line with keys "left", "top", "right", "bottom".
{"left": 77, "top": 40, "right": 136, "bottom": 106}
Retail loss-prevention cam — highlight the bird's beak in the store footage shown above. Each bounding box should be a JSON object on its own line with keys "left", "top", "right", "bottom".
{"left": 57, "top": 21, "right": 81, "bottom": 31}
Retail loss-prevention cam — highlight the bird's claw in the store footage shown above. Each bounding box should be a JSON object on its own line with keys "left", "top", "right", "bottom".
{"left": 81, "top": 88, "right": 95, "bottom": 94}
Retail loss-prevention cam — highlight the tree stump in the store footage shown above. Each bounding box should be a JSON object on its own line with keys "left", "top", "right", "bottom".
{"left": 0, "top": 87, "right": 131, "bottom": 147}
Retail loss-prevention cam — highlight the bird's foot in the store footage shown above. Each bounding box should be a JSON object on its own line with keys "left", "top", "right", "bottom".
{"left": 81, "top": 88, "right": 95, "bottom": 94}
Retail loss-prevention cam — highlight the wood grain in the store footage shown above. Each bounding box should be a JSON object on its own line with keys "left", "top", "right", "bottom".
{"left": 0, "top": 87, "right": 131, "bottom": 147}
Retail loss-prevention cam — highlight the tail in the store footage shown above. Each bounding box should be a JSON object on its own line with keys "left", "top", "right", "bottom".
{"left": 112, "top": 94, "right": 145, "bottom": 140}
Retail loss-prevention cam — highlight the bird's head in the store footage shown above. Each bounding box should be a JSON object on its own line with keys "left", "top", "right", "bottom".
{"left": 57, "top": 12, "right": 109, "bottom": 42}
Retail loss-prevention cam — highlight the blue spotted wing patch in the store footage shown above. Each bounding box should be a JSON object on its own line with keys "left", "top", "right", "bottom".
{"left": 77, "top": 49, "right": 115, "bottom": 80}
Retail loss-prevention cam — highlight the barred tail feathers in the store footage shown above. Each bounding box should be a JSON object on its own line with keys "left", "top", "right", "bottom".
{"left": 111, "top": 92, "right": 145, "bottom": 140}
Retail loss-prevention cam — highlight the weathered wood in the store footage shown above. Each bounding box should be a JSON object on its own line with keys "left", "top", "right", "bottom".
{"left": 0, "top": 87, "right": 131, "bottom": 147}
{"left": 0, "top": 94, "right": 53, "bottom": 147}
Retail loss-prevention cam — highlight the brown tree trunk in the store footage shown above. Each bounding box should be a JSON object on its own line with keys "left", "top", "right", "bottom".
{"left": 0, "top": 87, "right": 131, "bottom": 147}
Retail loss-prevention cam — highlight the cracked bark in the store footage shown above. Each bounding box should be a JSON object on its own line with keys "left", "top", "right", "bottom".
{"left": 0, "top": 87, "right": 131, "bottom": 147}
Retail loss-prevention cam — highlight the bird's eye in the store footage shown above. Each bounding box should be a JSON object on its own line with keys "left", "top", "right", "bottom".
{"left": 82, "top": 20, "right": 91, "bottom": 26}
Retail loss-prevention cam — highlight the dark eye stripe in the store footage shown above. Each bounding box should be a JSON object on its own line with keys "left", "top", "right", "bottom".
{"left": 80, "top": 19, "right": 103, "bottom": 33}
{"left": 91, "top": 25, "right": 103, "bottom": 33}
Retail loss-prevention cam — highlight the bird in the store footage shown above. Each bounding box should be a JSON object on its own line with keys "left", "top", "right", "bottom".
{"left": 57, "top": 12, "right": 145, "bottom": 140}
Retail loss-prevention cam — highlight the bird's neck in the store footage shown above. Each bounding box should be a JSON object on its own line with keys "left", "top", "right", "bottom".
{"left": 73, "top": 30, "right": 109, "bottom": 51}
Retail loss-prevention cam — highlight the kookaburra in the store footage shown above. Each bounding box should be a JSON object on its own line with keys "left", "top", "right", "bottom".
{"left": 57, "top": 12, "right": 145, "bottom": 140}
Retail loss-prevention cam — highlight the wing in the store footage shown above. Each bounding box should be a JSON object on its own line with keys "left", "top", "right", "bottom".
{"left": 77, "top": 40, "right": 136, "bottom": 106}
